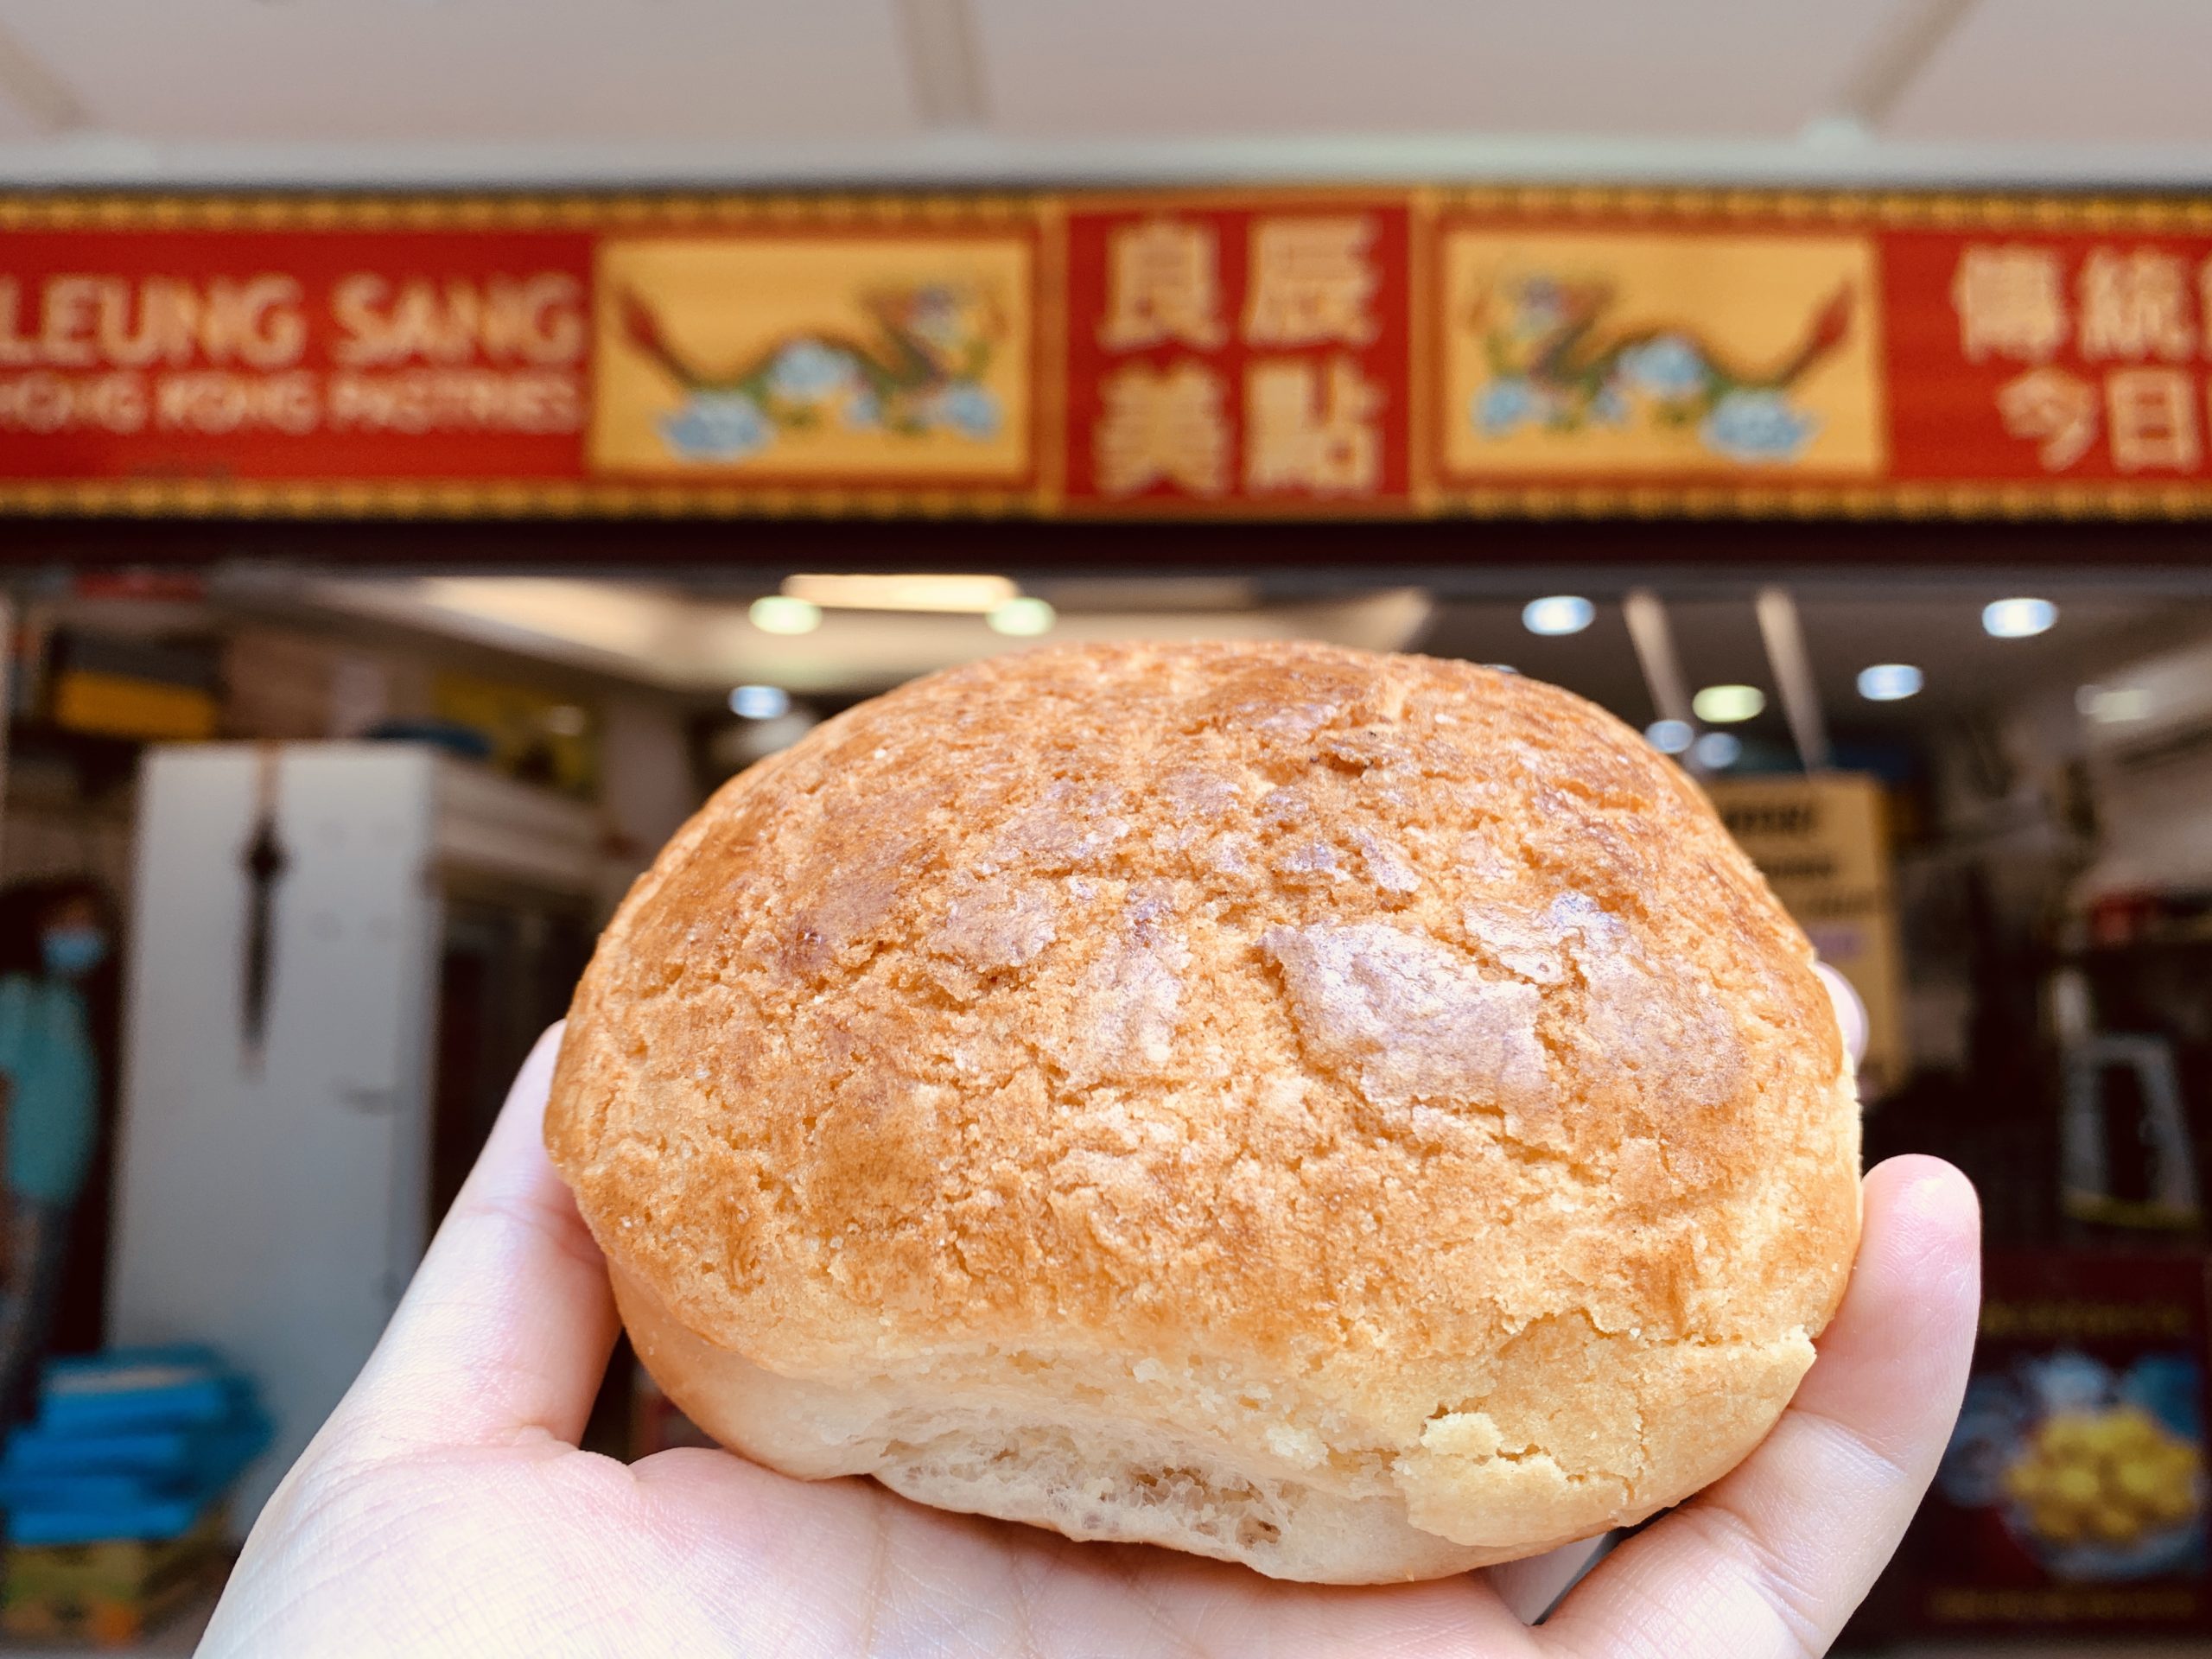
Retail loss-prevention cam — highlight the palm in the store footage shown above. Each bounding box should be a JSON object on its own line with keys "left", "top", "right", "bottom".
{"left": 205, "top": 1031, "right": 1978, "bottom": 1657}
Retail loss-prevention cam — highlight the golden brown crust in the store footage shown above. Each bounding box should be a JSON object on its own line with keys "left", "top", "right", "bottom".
{"left": 546, "top": 640, "right": 1859, "bottom": 1575}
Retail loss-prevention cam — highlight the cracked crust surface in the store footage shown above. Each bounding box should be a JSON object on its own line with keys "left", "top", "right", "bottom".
{"left": 546, "top": 640, "right": 1861, "bottom": 1582}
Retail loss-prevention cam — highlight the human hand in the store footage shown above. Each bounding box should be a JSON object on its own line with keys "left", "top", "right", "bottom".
{"left": 202, "top": 1020, "right": 1978, "bottom": 1657}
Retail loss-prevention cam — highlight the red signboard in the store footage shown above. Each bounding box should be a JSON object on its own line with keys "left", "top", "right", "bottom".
{"left": 1885, "top": 228, "right": 2212, "bottom": 491}
{"left": 0, "top": 230, "right": 593, "bottom": 487}
{"left": 7, "top": 189, "right": 2212, "bottom": 519}
{"left": 1064, "top": 199, "right": 1413, "bottom": 512}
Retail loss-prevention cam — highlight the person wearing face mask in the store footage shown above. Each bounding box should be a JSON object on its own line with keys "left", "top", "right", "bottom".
{"left": 0, "top": 878, "right": 114, "bottom": 1425}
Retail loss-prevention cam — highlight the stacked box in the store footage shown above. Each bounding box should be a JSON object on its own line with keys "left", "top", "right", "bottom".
{"left": 0, "top": 1347, "right": 269, "bottom": 1646}
{"left": 3, "top": 1509, "right": 227, "bottom": 1645}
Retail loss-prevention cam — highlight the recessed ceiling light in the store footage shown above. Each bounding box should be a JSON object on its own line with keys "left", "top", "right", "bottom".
{"left": 729, "top": 684, "right": 790, "bottom": 720}
{"left": 1522, "top": 595, "right": 1595, "bottom": 636}
{"left": 986, "top": 596, "right": 1057, "bottom": 637}
{"left": 1644, "top": 718, "right": 1694, "bottom": 754}
{"left": 2078, "top": 684, "right": 2152, "bottom": 723}
{"left": 784, "top": 573, "right": 1017, "bottom": 613}
{"left": 1692, "top": 683, "right": 1765, "bottom": 724}
{"left": 1857, "top": 664, "right": 1923, "bottom": 702}
{"left": 749, "top": 594, "right": 822, "bottom": 636}
{"left": 1983, "top": 597, "right": 2056, "bottom": 639}
{"left": 1484, "top": 663, "right": 1519, "bottom": 675}
{"left": 1693, "top": 731, "right": 1743, "bottom": 769}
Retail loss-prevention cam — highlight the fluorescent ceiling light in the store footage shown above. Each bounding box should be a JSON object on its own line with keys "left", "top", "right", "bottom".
{"left": 985, "top": 597, "right": 1057, "bottom": 637}
{"left": 1693, "top": 731, "right": 1743, "bottom": 769}
{"left": 1522, "top": 595, "right": 1594, "bottom": 636}
{"left": 1856, "top": 664, "right": 1923, "bottom": 702}
{"left": 750, "top": 595, "right": 822, "bottom": 635}
{"left": 783, "top": 573, "right": 1018, "bottom": 613}
{"left": 729, "top": 684, "right": 790, "bottom": 720}
{"left": 1983, "top": 597, "right": 2056, "bottom": 639}
{"left": 1644, "top": 718, "right": 1694, "bottom": 753}
{"left": 1693, "top": 684, "right": 1765, "bottom": 723}
{"left": 2078, "top": 684, "right": 2152, "bottom": 723}
{"left": 285, "top": 579, "right": 1432, "bottom": 697}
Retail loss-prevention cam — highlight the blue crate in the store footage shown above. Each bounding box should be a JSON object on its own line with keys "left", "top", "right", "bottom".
{"left": 0, "top": 1349, "right": 270, "bottom": 1546}
{"left": 7, "top": 1491, "right": 228, "bottom": 1548}
{"left": 32, "top": 1347, "right": 237, "bottom": 1434}
{"left": 0, "top": 1414, "right": 269, "bottom": 1500}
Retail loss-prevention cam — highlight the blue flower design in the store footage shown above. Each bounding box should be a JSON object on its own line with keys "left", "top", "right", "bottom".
{"left": 1591, "top": 385, "right": 1630, "bottom": 428}
{"left": 931, "top": 383, "right": 1001, "bottom": 441}
{"left": 843, "top": 390, "right": 882, "bottom": 431}
{"left": 1618, "top": 334, "right": 1709, "bottom": 399}
{"left": 1700, "top": 388, "right": 1820, "bottom": 465}
{"left": 1474, "top": 377, "right": 1538, "bottom": 437}
{"left": 767, "top": 340, "right": 856, "bottom": 403}
{"left": 658, "top": 392, "right": 771, "bottom": 462}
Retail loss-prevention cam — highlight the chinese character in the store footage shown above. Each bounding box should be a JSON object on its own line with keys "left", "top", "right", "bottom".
{"left": 1997, "top": 367, "right": 2098, "bottom": 469}
{"left": 2079, "top": 248, "right": 2195, "bottom": 360}
{"left": 1244, "top": 356, "right": 1382, "bottom": 494}
{"left": 1097, "top": 219, "right": 1227, "bottom": 352}
{"left": 1094, "top": 360, "right": 1230, "bottom": 496}
{"left": 1244, "top": 216, "right": 1379, "bottom": 346}
{"left": 1952, "top": 245, "right": 2068, "bottom": 363}
{"left": 2107, "top": 367, "right": 2199, "bottom": 470}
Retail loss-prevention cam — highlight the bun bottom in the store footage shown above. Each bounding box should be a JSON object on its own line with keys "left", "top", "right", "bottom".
{"left": 613, "top": 1268, "right": 1609, "bottom": 1583}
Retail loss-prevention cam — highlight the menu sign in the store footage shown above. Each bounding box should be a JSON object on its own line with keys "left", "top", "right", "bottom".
{"left": 1896, "top": 1252, "right": 2212, "bottom": 1637}
{"left": 1707, "top": 773, "right": 1907, "bottom": 1101}
{"left": 10, "top": 190, "right": 2212, "bottom": 518}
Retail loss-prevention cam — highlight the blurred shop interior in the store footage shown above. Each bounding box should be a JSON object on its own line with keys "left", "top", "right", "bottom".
{"left": 12, "top": 547, "right": 2212, "bottom": 1608}
{"left": 10, "top": 529, "right": 2212, "bottom": 1659}
{"left": 10, "top": 0, "right": 2212, "bottom": 1650}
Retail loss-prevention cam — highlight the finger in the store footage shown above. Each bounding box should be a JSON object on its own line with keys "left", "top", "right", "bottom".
{"left": 1541, "top": 1155, "right": 1980, "bottom": 1659}
{"left": 1813, "top": 962, "right": 1868, "bottom": 1070}
{"left": 340, "top": 1022, "right": 620, "bottom": 1451}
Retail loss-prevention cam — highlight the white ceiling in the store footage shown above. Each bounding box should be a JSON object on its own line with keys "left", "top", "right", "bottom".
{"left": 972, "top": 2, "right": 1905, "bottom": 142}
{"left": 0, "top": 2, "right": 917, "bottom": 146}
{"left": 1885, "top": 0, "right": 2212, "bottom": 146}
{"left": 0, "top": 0, "right": 2208, "bottom": 188}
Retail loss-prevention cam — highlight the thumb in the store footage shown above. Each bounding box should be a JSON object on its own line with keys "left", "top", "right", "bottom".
{"left": 334, "top": 1023, "right": 620, "bottom": 1451}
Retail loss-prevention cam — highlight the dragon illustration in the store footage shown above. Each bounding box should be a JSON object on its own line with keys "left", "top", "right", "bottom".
{"left": 1469, "top": 274, "right": 1856, "bottom": 464}
{"left": 620, "top": 283, "right": 1007, "bottom": 460}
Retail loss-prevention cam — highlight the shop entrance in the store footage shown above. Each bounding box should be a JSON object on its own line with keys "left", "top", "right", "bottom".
{"left": 3, "top": 517, "right": 2209, "bottom": 1646}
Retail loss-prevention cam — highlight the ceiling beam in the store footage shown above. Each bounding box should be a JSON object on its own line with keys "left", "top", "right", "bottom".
{"left": 1821, "top": 0, "right": 1980, "bottom": 137}
{"left": 896, "top": 0, "right": 988, "bottom": 131}
{"left": 0, "top": 17, "right": 88, "bottom": 134}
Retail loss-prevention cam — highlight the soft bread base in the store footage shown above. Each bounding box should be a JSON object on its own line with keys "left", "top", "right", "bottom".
{"left": 613, "top": 1266, "right": 1790, "bottom": 1583}
{"left": 617, "top": 1268, "right": 1517, "bottom": 1580}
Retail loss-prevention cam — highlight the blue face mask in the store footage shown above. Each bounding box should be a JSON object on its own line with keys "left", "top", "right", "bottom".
{"left": 41, "top": 927, "right": 107, "bottom": 980}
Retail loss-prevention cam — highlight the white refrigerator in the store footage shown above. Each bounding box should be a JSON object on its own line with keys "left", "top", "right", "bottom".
{"left": 106, "top": 743, "right": 605, "bottom": 1523}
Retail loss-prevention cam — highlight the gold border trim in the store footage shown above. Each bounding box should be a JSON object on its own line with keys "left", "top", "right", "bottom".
{"left": 9, "top": 185, "right": 2212, "bottom": 520}
{"left": 9, "top": 183, "right": 2210, "bottom": 235}
{"left": 0, "top": 190, "right": 1043, "bottom": 232}
{"left": 9, "top": 479, "right": 2212, "bottom": 522}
